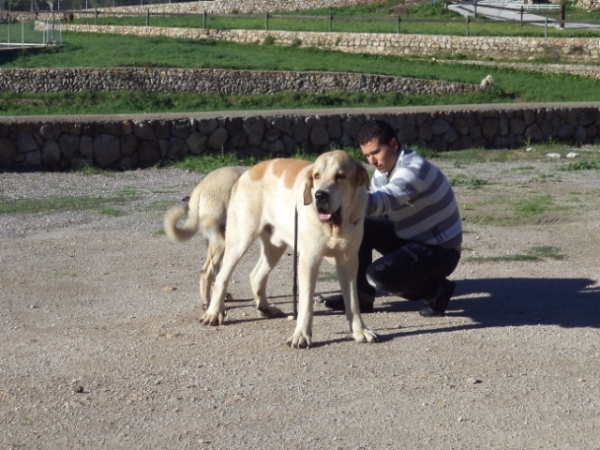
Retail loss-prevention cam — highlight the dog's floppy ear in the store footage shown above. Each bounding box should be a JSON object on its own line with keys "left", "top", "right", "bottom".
{"left": 355, "top": 161, "right": 370, "bottom": 188}
{"left": 303, "top": 166, "right": 314, "bottom": 205}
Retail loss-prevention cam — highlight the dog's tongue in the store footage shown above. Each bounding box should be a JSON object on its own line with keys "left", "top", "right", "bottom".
{"left": 319, "top": 211, "right": 332, "bottom": 221}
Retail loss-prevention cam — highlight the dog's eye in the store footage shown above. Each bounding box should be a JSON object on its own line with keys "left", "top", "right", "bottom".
{"left": 335, "top": 174, "right": 345, "bottom": 181}
{"left": 314, "top": 173, "right": 321, "bottom": 180}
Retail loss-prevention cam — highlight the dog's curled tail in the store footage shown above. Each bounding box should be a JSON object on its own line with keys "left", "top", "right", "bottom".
{"left": 164, "top": 203, "right": 199, "bottom": 242}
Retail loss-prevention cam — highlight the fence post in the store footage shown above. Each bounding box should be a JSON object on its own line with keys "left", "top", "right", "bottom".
{"left": 94, "top": 9, "right": 98, "bottom": 26}
{"left": 559, "top": 3, "right": 565, "bottom": 29}
{"left": 329, "top": 12, "right": 332, "bottom": 32}
{"left": 474, "top": 1, "right": 477, "bottom": 19}
{"left": 202, "top": 10, "right": 206, "bottom": 29}
{"left": 544, "top": 17, "right": 548, "bottom": 37}
{"left": 444, "top": 0, "right": 448, "bottom": 14}
{"left": 265, "top": 11, "right": 268, "bottom": 31}
{"left": 520, "top": 6, "right": 523, "bottom": 26}
{"left": 146, "top": 9, "right": 149, "bottom": 26}
{"left": 466, "top": 15, "right": 469, "bottom": 37}
{"left": 397, "top": 16, "right": 400, "bottom": 33}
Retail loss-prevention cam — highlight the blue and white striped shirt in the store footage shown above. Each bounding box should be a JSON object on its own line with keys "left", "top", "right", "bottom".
{"left": 366, "top": 147, "right": 462, "bottom": 249}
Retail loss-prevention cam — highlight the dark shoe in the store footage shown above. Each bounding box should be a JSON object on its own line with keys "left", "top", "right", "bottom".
{"left": 324, "top": 293, "right": 375, "bottom": 313}
{"left": 419, "top": 280, "right": 455, "bottom": 317}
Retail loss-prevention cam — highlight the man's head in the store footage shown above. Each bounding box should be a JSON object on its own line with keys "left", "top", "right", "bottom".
{"left": 357, "top": 120, "right": 400, "bottom": 175}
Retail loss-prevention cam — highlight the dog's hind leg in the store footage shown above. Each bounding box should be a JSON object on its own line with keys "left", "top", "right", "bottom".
{"left": 250, "top": 234, "right": 287, "bottom": 318}
{"left": 201, "top": 219, "right": 258, "bottom": 326}
{"left": 199, "top": 239, "right": 225, "bottom": 310}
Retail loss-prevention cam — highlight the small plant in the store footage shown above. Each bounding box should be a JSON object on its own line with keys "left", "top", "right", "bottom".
{"left": 99, "top": 208, "right": 126, "bottom": 217}
{"left": 290, "top": 37, "right": 302, "bottom": 47}
{"left": 514, "top": 195, "right": 553, "bottom": 215}
{"left": 559, "top": 158, "right": 600, "bottom": 171}
{"left": 449, "top": 173, "right": 489, "bottom": 188}
{"left": 263, "top": 35, "right": 275, "bottom": 46}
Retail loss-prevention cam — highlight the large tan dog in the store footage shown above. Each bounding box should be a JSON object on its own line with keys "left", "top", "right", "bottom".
{"left": 201, "top": 150, "right": 379, "bottom": 348}
{"left": 164, "top": 166, "right": 247, "bottom": 309}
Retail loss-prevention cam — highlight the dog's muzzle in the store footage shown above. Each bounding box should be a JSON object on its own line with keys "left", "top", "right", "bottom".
{"left": 314, "top": 190, "right": 341, "bottom": 224}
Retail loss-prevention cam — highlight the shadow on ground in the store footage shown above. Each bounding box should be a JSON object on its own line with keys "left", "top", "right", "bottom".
{"left": 372, "top": 277, "right": 600, "bottom": 341}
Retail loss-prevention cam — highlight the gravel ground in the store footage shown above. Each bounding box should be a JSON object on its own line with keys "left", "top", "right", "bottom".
{"left": 1, "top": 154, "right": 600, "bottom": 450}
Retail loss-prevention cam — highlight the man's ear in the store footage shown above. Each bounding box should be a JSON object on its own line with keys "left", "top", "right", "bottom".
{"left": 355, "top": 162, "right": 370, "bottom": 187}
{"left": 303, "top": 168, "right": 314, "bottom": 205}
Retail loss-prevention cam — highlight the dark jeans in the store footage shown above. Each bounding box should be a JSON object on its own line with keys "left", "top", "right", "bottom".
{"left": 358, "top": 217, "right": 461, "bottom": 301}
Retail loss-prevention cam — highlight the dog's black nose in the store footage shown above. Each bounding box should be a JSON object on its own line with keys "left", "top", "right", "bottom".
{"left": 314, "top": 190, "right": 329, "bottom": 202}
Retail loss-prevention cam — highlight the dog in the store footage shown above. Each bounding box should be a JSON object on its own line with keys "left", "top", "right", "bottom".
{"left": 201, "top": 150, "right": 379, "bottom": 348}
{"left": 164, "top": 166, "right": 247, "bottom": 309}
{"left": 480, "top": 75, "right": 494, "bottom": 89}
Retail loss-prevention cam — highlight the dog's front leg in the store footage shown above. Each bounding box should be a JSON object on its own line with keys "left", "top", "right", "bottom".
{"left": 337, "top": 258, "right": 379, "bottom": 344}
{"left": 287, "top": 254, "right": 320, "bottom": 349}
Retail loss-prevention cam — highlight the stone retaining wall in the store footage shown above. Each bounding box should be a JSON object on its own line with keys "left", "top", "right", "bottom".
{"left": 66, "top": 0, "right": 382, "bottom": 15}
{"left": 1, "top": 103, "right": 599, "bottom": 171}
{"left": 53, "top": 24, "right": 600, "bottom": 63}
{"left": 0, "top": 68, "right": 477, "bottom": 96}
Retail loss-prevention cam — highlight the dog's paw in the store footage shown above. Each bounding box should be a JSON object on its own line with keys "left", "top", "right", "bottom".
{"left": 353, "top": 327, "right": 379, "bottom": 343}
{"left": 287, "top": 332, "right": 312, "bottom": 349}
{"left": 201, "top": 309, "right": 226, "bottom": 326}
{"left": 258, "top": 305, "right": 286, "bottom": 319}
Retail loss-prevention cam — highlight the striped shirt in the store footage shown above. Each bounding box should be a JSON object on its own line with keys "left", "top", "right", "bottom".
{"left": 366, "top": 146, "right": 462, "bottom": 249}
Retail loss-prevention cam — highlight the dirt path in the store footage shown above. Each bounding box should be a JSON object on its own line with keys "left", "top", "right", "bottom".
{"left": 1, "top": 154, "right": 599, "bottom": 449}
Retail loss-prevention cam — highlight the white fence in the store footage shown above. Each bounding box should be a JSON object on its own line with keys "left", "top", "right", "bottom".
{"left": 0, "top": 19, "right": 59, "bottom": 47}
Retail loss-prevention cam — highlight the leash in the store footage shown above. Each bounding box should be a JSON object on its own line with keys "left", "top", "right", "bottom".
{"left": 292, "top": 206, "right": 298, "bottom": 319}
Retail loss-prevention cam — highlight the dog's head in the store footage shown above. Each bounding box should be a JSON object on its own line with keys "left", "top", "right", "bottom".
{"left": 303, "top": 150, "right": 370, "bottom": 226}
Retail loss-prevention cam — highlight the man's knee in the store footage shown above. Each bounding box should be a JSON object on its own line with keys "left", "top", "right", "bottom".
{"left": 366, "top": 263, "right": 438, "bottom": 300}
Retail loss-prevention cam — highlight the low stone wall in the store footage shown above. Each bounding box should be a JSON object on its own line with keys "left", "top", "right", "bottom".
{"left": 54, "top": 24, "right": 600, "bottom": 63}
{"left": 67, "top": 0, "right": 382, "bottom": 15}
{"left": 0, "top": 68, "right": 477, "bottom": 96}
{"left": 2, "top": 103, "right": 599, "bottom": 171}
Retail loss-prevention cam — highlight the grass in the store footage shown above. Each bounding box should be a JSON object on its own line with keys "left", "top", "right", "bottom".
{"left": 433, "top": 146, "right": 600, "bottom": 166}
{"left": 0, "top": 190, "right": 139, "bottom": 216}
{"left": 460, "top": 189, "right": 575, "bottom": 226}
{"left": 0, "top": 87, "right": 508, "bottom": 116}
{"left": 464, "top": 245, "right": 566, "bottom": 263}
{"left": 448, "top": 173, "right": 489, "bottom": 188}
{"left": 559, "top": 158, "right": 600, "bottom": 171}
{"left": 2, "top": 1, "right": 600, "bottom": 114}
{"left": 2, "top": 33, "right": 600, "bottom": 115}
{"left": 167, "top": 147, "right": 338, "bottom": 173}
{"left": 69, "top": 0, "right": 600, "bottom": 38}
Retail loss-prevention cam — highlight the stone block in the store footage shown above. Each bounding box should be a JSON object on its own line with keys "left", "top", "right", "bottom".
{"left": 137, "top": 140, "right": 161, "bottom": 167}
{"left": 59, "top": 134, "right": 80, "bottom": 158}
{"left": 186, "top": 132, "right": 207, "bottom": 155}
{"left": 120, "top": 134, "right": 138, "bottom": 157}
{"left": 42, "top": 141, "right": 61, "bottom": 165}
{"left": 93, "top": 134, "right": 121, "bottom": 168}
{"left": 0, "top": 137, "right": 15, "bottom": 166}
{"left": 134, "top": 121, "right": 155, "bottom": 140}
{"left": 79, "top": 136, "right": 94, "bottom": 159}
{"left": 17, "top": 131, "right": 38, "bottom": 154}
{"left": 207, "top": 128, "right": 228, "bottom": 150}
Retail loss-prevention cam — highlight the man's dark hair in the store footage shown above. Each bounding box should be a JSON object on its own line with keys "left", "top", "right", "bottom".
{"left": 357, "top": 120, "right": 398, "bottom": 146}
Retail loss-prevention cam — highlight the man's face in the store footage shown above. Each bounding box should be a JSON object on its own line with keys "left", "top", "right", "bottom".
{"left": 360, "top": 137, "right": 399, "bottom": 175}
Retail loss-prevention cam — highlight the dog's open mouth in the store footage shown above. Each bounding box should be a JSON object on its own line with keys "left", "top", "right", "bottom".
{"left": 317, "top": 207, "right": 341, "bottom": 225}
